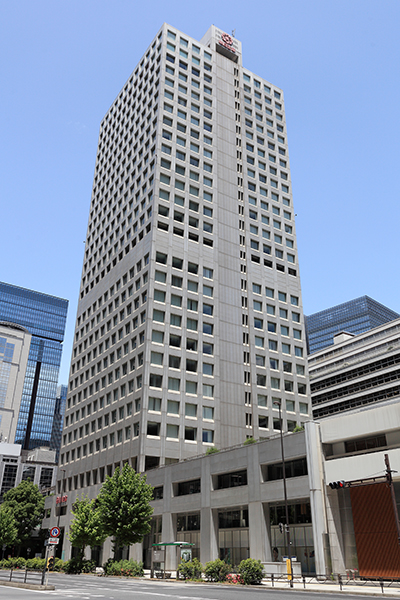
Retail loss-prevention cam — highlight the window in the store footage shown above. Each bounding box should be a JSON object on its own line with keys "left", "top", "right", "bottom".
{"left": 168, "top": 377, "right": 180, "bottom": 391}
{"left": 203, "top": 342, "right": 213, "bottom": 355}
{"left": 217, "top": 470, "right": 247, "bottom": 489}
{"left": 170, "top": 314, "right": 182, "bottom": 327}
{"left": 148, "top": 397, "right": 161, "bottom": 412}
{"left": 167, "top": 400, "right": 179, "bottom": 414}
{"left": 153, "top": 309, "right": 164, "bottom": 323}
{"left": 185, "top": 403, "right": 197, "bottom": 417}
{"left": 203, "top": 406, "right": 214, "bottom": 420}
{"left": 187, "top": 299, "right": 198, "bottom": 311}
{"left": 171, "top": 294, "right": 182, "bottom": 307}
{"left": 184, "top": 427, "right": 197, "bottom": 441}
{"left": 169, "top": 355, "right": 181, "bottom": 369}
{"left": 203, "top": 363, "right": 214, "bottom": 376}
{"left": 177, "top": 478, "right": 200, "bottom": 495}
{"left": 203, "top": 384, "right": 214, "bottom": 397}
{"left": 187, "top": 318, "right": 198, "bottom": 331}
{"left": 149, "top": 374, "right": 162, "bottom": 388}
{"left": 299, "top": 402, "right": 308, "bottom": 414}
{"left": 147, "top": 422, "right": 160, "bottom": 437}
{"left": 252, "top": 353, "right": 265, "bottom": 368}
{"left": 150, "top": 352, "right": 163, "bottom": 365}
{"left": 152, "top": 330, "right": 164, "bottom": 344}
{"left": 284, "top": 380, "right": 293, "bottom": 392}
{"left": 270, "top": 377, "right": 279, "bottom": 390}
{"left": 203, "top": 323, "right": 213, "bottom": 335}
{"left": 166, "top": 424, "right": 179, "bottom": 439}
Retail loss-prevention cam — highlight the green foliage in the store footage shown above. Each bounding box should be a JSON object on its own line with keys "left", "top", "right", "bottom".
{"left": 26, "top": 557, "right": 46, "bottom": 571}
{"left": 0, "top": 504, "right": 18, "bottom": 547}
{"left": 97, "top": 464, "right": 153, "bottom": 555}
{"left": 62, "top": 557, "right": 95, "bottom": 574}
{"left": 53, "top": 557, "right": 65, "bottom": 572}
{"left": 177, "top": 557, "right": 203, "bottom": 580}
{"left": 238, "top": 558, "right": 265, "bottom": 585}
{"left": 0, "top": 556, "right": 26, "bottom": 569}
{"left": 68, "top": 496, "right": 106, "bottom": 558}
{"left": 243, "top": 437, "right": 257, "bottom": 445}
{"left": 204, "top": 558, "right": 230, "bottom": 582}
{"left": 205, "top": 447, "right": 219, "bottom": 455}
{"left": 103, "top": 558, "right": 144, "bottom": 577}
{"left": 293, "top": 425, "right": 304, "bottom": 432}
{"left": 2, "top": 480, "right": 44, "bottom": 544}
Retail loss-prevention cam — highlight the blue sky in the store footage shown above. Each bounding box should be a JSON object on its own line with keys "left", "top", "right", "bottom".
{"left": 1, "top": 0, "right": 399, "bottom": 383}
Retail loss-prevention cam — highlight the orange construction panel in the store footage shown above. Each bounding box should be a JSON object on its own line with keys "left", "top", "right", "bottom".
{"left": 350, "top": 482, "right": 400, "bottom": 578}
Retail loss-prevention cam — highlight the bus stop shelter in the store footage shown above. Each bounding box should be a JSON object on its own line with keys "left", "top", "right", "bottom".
{"left": 151, "top": 542, "right": 194, "bottom": 578}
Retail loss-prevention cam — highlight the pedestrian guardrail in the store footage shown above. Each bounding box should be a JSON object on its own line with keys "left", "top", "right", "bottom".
{"left": 0, "top": 568, "right": 45, "bottom": 586}
{"left": 263, "top": 572, "right": 400, "bottom": 593}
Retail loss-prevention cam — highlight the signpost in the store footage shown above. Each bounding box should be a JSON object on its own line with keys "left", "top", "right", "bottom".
{"left": 45, "top": 538, "right": 59, "bottom": 546}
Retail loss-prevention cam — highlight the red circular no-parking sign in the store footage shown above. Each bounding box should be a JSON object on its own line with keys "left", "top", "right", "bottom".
{"left": 50, "top": 526, "right": 61, "bottom": 538}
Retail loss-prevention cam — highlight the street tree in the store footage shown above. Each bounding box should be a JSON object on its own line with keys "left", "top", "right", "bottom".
{"left": 2, "top": 480, "right": 45, "bottom": 547}
{"left": 0, "top": 504, "right": 18, "bottom": 547}
{"left": 68, "top": 496, "right": 106, "bottom": 559}
{"left": 97, "top": 464, "right": 153, "bottom": 556}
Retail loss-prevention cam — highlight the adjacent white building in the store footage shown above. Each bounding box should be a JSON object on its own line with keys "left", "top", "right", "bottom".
{"left": 308, "top": 319, "right": 400, "bottom": 578}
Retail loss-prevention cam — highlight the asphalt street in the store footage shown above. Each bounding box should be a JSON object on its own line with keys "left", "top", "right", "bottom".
{"left": 0, "top": 574, "right": 392, "bottom": 600}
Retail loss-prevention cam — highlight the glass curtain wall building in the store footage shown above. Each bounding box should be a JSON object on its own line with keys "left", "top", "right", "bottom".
{"left": 0, "top": 282, "right": 68, "bottom": 450}
{"left": 305, "top": 296, "right": 399, "bottom": 355}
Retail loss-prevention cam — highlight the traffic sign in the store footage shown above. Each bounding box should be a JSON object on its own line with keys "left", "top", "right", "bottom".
{"left": 45, "top": 538, "right": 59, "bottom": 546}
{"left": 50, "top": 526, "right": 61, "bottom": 538}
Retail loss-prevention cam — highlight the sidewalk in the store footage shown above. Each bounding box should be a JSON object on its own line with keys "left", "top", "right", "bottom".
{"left": 259, "top": 576, "right": 400, "bottom": 596}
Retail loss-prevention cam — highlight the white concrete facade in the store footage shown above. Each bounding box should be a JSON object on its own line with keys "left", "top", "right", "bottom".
{"left": 58, "top": 23, "right": 309, "bottom": 482}
{"left": 52, "top": 23, "right": 312, "bottom": 564}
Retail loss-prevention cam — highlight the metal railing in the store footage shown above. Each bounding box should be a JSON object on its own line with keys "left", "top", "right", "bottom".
{"left": 0, "top": 568, "right": 45, "bottom": 586}
{"left": 264, "top": 572, "right": 400, "bottom": 593}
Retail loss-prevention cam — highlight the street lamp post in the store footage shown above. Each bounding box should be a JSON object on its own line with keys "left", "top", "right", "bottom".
{"left": 274, "top": 400, "right": 294, "bottom": 588}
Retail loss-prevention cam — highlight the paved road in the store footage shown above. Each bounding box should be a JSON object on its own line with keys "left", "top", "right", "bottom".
{"left": 0, "top": 573, "right": 393, "bottom": 600}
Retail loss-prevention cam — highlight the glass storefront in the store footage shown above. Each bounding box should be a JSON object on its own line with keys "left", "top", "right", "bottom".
{"left": 218, "top": 508, "right": 249, "bottom": 565}
{"left": 270, "top": 502, "right": 315, "bottom": 574}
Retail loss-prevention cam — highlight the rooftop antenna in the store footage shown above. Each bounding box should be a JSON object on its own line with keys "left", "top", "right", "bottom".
{"left": 232, "top": 29, "right": 236, "bottom": 38}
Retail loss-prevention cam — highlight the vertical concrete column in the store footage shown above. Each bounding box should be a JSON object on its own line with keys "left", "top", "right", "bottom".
{"left": 200, "top": 507, "right": 218, "bottom": 564}
{"left": 249, "top": 501, "right": 270, "bottom": 561}
{"left": 305, "top": 421, "right": 328, "bottom": 574}
{"left": 325, "top": 490, "right": 346, "bottom": 574}
{"left": 162, "top": 512, "right": 176, "bottom": 570}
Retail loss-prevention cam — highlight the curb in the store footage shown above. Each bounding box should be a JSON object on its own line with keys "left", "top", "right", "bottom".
{"left": 0, "top": 580, "right": 55, "bottom": 591}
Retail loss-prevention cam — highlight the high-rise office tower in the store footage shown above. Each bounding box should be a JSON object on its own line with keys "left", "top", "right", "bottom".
{"left": 60, "top": 24, "right": 309, "bottom": 477}
{"left": 0, "top": 282, "right": 68, "bottom": 451}
{"left": 305, "top": 296, "right": 399, "bottom": 354}
{"left": 0, "top": 322, "right": 31, "bottom": 444}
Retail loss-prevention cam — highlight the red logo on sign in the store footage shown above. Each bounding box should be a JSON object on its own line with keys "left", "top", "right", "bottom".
{"left": 219, "top": 33, "right": 235, "bottom": 53}
{"left": 56, "top": 494, "right": 68, "bottom": 504}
